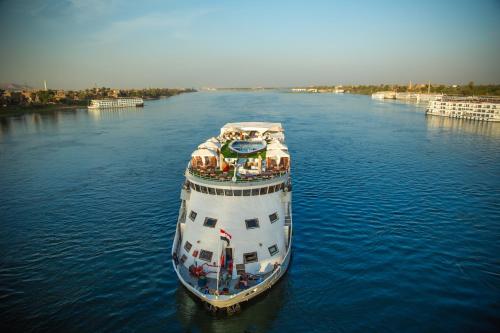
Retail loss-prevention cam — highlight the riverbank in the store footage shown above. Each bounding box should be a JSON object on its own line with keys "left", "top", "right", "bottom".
{"left": 0, "top": 90, "right": 196, "bottom": 118}
{"left": 0, "top": 88, "right": 197, "bottom": 118}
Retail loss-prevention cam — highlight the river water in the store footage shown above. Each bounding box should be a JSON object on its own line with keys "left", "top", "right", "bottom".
{"left": 1, "top": 92, "right": 499, "bottom": 332}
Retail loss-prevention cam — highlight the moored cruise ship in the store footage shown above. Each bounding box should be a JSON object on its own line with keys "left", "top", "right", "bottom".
{"left": 171, "top": 122, "right": 292, "bottom": 314}
{"left": 426, "top": 95, "right": 500, "bottom": 121}
{"left": 87, "top": 97, "right": 144, "bottom": 109}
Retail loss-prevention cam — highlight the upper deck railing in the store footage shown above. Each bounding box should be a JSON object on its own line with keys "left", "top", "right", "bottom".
{"left": 187, "top": 166, "right": 288, "bottom": 184}
{"left": 436, "top": 95, "right": 500, "bottom": 104}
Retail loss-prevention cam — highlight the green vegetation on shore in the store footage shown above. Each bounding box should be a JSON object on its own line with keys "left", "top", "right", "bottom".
{"left": 0, "top": 87, "right": 196, "bottom": 117}
{"left": 314, "top": 83, "right": 500, "bottom": 96}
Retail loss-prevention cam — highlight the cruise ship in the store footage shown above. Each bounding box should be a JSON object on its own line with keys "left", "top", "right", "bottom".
{"left": 87, "top": 97, "right": 144, "bottom": 109}
{"left": 426, "top": 95, "right": 500, "bottom": 121}
{"left": 171, "top": 122, "right": 293, "bottom": 314}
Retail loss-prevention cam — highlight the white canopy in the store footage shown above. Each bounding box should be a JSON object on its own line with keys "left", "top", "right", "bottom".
{"left": 207, "top": 137, "right": 220, "bottom": 144}
{"left": 191, "top": 148, "right": 218, "bottom": 157}
{"left": 198, "top": 141, "right": 221, "bottom": 150}
{"left": 268, "top": 132, "right": 285, "bottom": 142}
{"left": 267, "top": 141, "right": 288, "bottom": 151}
{"left": 221, "top": 122, "right": 283, "bottom": 136}
{"left": 266, "top": 149, "right": 290, "bottom": 159}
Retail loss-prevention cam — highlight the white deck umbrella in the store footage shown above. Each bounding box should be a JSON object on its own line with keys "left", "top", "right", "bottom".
{"left": 192, "top": 148, "right": 218, "bottom": 166}
{"left": 192, "top": 148, "right": 218, "bottom": 157}
{"left": 198, "top": 141, "right": 221, "bottom": 150}
{"left": 207, "top": 137, "right": 220, "bottom": 144}
{"left": 267, "top": 141, "right": 288, "bottom": 151}
{"left": 266, "top": 149, "right": 290, "bottom": 165}
{"left": 269, "top": 132, "right": 285, "bottom": 142}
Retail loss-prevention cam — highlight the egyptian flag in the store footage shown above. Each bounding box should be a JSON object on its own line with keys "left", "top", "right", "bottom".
{"left": 220, "top": 229, "right": 232, "bottom": 246}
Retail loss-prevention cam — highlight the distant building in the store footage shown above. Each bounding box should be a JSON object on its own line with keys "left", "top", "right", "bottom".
{"left": 55, "top": 90, "right": 66, "bottom": 101}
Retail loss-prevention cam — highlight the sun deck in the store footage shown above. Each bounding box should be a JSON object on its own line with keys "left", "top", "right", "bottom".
{"left": 189, "top": 122, "right": 290, "bottom": 183}
{"left": 175, "top": 261, "right": 277, "bottom": 297}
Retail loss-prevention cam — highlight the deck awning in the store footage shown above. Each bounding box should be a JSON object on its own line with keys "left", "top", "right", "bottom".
{"left": 192, "top": 148, "right": 218, "bottom": 157}
{"left": 266, "top": 149, "right": 289, "bottom": 159}
{"left": 198, "top": 141, "right": 221, "bottom": 150}
{"left": 206, "top": 137, "right": 220, "bottom": 144}
{"left": 221, "top": 122, "right": 283, "bottom": 136}
{"left": 267, "top": 141, "right": 288, "bottom": 151}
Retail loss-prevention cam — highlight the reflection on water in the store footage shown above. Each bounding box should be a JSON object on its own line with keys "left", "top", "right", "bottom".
{"left": 87, "top": 107, "right": 143, "bottom": 121}
{"left": 1, "top": 93, "right": 499, "bottom": 332}
{"left": 372, "top": 98, "right": 429, "bottom": 109}
{"left": 0, "top": 112, "right": 62, "bottom": 137}
{"left": 175, "top": 274, "right": 289, "bottom": 333}
{"left": 426, "top": 114, "right": 500, "bottom": 138}
{"left": 0, "top": 107, "right": 144, "bottom": 137}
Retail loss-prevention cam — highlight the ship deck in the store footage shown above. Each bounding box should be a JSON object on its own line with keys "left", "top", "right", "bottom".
{"left": 176, "top": 261, "right": 275, "bottom": 296}
{"left": 187, "top": 166, "right": 288, "bottom": 183}
{"left": 189, "top": 122, "right": 290, "bottom": 183}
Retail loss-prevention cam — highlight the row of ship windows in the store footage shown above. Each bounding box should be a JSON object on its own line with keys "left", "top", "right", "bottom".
{"left": 435, "top": 107, "right": 498, "bottom": 113}
{"left": 96, "top": 102, "right": 135, "bottom": 105}
{"left": 187, "top": 181, "right": 287, "bottom": 196}
{"left": 181, "top": 241, "right": 279, "bottom": 264}
{"left": 437, "top": 103, "right": 497, "bottom": 108}
{"left": 446, "top": 112, "right": 496, "bottom": 118}
{"left": 189, "top": 210, "right": 279, "bottom": 228}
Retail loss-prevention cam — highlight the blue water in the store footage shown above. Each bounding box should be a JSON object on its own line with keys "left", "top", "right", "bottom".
{"left": 1, "top": 92, "right": 499, "bottom": 332}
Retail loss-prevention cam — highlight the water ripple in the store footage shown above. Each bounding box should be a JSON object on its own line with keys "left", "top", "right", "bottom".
{"left": 1, "top": 93, "right": 499, "bottom": 332}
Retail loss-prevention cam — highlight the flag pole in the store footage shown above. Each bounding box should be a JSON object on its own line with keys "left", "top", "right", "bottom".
{"left": 216, "top": 231, "right": 221, "bottom": 297}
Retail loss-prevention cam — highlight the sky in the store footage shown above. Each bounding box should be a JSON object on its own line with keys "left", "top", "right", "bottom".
{"left": 0, "top": 0, "right": 499, "bottom": 89}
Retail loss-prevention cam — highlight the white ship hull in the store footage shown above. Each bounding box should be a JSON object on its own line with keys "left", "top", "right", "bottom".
{"left": 172, "top": 223, "right": 292, "bottom": 309}
{"left": 87, "top": 98, "right": 144, "bottom": 109}
{"left": 171, "top": 122, "right": 293, "bottom": 312}
{"left": 426, "top": 96, "right": 500, "bottom": 122}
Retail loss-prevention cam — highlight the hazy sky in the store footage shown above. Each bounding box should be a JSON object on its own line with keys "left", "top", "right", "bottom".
{"left": 1, "top": 0, "right": 499, "bottom": 89}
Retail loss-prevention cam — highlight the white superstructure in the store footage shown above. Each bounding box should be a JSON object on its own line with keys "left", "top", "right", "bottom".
{"left": 171, "top": 122, "right": 292, "bottom": 313}
{"left": 426, "top": 95, "right": 500, "bottom": 122}
{"left": 87, "top": 98, "right": 144, "bottom": 109}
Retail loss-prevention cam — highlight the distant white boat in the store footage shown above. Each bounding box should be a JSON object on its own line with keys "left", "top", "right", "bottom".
{"left": 426, "top": 95, "right": 500, "bottom": 122}
{"left": 371, "top": 91, "right": 396, "bottom": 99}
{"left": 88, "top": 98, "right": 144, "bottom": 109}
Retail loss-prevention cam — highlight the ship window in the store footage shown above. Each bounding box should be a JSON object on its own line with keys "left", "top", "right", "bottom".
{"left": 180, "top": 254, "right": 187, "bottom": 264}
{"left": 224, "top": 189, "right": 233, "bottom": 196}
{"left": 236, "top": 264, "right": 245, "bottom": 275}
{"left": 204, "top": 217, "right": 218, "bottom": 228}
{"left": 194, "top": 184, "right": 200, "bottom": 192}
{"left": 216, "top": 188, "right": 224, "bottom": 195}
{"left": 243, "top": 252, "right": 258, "bottom": 263}
{"left": 268, "top": 186, "right": 275, "bottom": 193}
{"left": 269, "top": 212, "right": 279, "bottom": 223}
{"left": 208, "top": 187, "right": 216, "bottom": 195}
{"left": 251, "top": 188, "right": 260, "bottom": 196}
{"left": 189, "top": 211, "right": 197, "bottom": 221}
{"left": 184, "top": 241, "right": 192, "bottom": 252}
{"left": 200, "top": 186, "right": 208, "bottom": 194}
{"left": 233, "top": 189, "right": 242, "bottom": 196}
{"left": 259, "top": 187, "right": 268, "bottom": 195}
{"left": 245, "top": 218, "right": 260, "bottom": 229}
{"left": 268, "top": 245, "right": 279, "bottom": 256}
{"left": 199, "top": 250, "right": 213, "bottom": 262}
{"left": 243, "top": 189, "right": 251, "bottom": 196}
